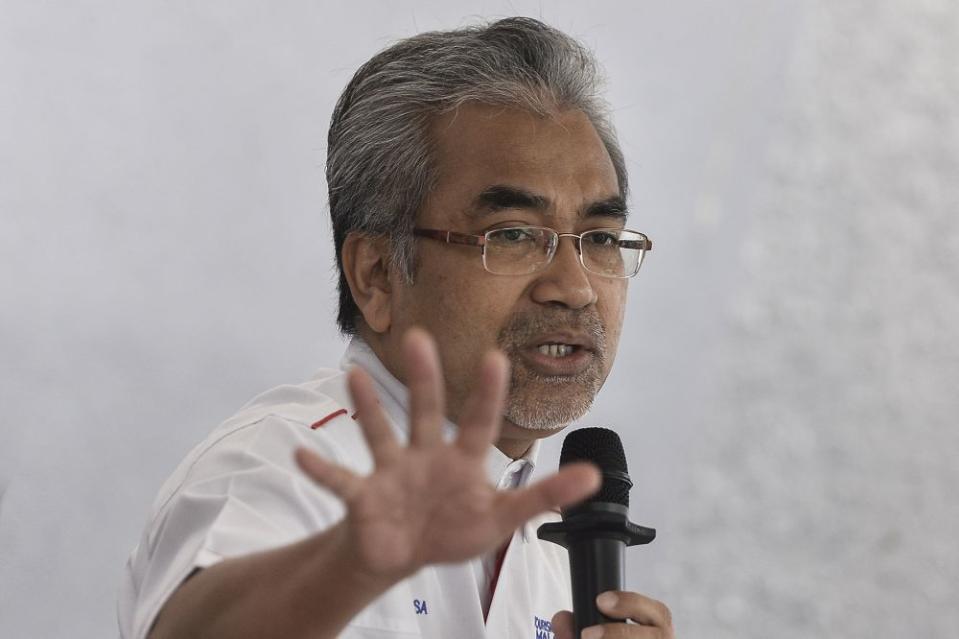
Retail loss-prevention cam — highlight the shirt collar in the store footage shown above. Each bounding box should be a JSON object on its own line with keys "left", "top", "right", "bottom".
{"left": 340, "top": 337, "right": 540, "bottom": 489}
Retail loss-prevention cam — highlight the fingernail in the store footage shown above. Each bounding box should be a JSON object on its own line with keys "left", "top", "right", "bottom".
{"left": 596, "top": 591, "right": 618, "bottom": 609}
{"left": 581, "top": 627, "right": 604, "bottom": 639}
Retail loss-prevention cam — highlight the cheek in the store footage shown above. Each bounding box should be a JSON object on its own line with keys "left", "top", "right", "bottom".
{"left": 409, "top": 265, "right": 509, "bottom": 343}
{"left": 407, "top": 270, "right": 520, "bottom": 407}
{"left": 599, "top": 283, "right": 628, "bottom": 350}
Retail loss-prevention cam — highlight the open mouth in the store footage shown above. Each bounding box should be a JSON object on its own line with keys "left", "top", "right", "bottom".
{"left": 535, "top": 343, "right": 579, "bottom": 358}
{"left": 519, "top": 336, "right": 596, "bottom": 376}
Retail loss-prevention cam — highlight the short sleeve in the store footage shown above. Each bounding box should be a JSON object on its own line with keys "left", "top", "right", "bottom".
{"left": 120, "top": 414, "right": 351, "bottom": 639}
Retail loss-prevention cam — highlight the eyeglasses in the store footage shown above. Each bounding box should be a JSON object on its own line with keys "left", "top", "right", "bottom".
{"left": 412, "top": 226, "right": 652, "bottom": 278}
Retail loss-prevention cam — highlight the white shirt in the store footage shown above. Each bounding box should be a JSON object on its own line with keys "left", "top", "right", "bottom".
{"left": 119, "top": 339, "right": 570, "bottom": 638}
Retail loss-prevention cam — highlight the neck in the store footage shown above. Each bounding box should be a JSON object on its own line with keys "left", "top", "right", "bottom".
{"left": 494, "top": 434, "right": 534, "bottom": 460}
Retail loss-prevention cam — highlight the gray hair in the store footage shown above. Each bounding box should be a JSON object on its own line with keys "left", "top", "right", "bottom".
{"left": 327, "top": 16, "right": 628, "bottom": 334}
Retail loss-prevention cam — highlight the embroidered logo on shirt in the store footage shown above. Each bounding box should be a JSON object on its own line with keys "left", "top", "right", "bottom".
{"left": 414, "top": 599, "right": 429, "bottom": 615}
{"left": 534, "top": 615, "right": 554, "bottom": 639}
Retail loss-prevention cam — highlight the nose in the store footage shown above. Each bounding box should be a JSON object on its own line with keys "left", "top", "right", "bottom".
{"left": 529, "top": 235, "right": 597, "bottom": 309}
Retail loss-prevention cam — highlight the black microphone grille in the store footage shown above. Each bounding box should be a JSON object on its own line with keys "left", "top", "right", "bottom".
{"left": 559, "top": 427, "right": 632, "bottom": 508}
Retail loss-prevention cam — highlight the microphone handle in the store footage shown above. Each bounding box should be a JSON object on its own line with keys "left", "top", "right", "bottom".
{"left": 568, "top": 535, "right": 626, "bottom": 633}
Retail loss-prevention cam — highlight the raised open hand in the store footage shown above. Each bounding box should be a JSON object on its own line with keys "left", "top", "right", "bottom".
{"left": 294, "top": 328, "right": 600, "bottom": 582}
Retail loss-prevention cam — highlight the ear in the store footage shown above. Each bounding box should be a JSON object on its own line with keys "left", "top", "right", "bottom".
{"left": 341, "top": 232, "right": 392, "bottom": 334}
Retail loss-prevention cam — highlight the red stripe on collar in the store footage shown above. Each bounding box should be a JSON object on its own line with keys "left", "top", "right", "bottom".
{"left": 310, "top": 408, "right": 348, "bottom": 430}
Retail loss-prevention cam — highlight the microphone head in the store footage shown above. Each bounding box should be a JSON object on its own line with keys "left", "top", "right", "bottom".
{"left": 560, "top": 427, "right": 632, "bottom": 508}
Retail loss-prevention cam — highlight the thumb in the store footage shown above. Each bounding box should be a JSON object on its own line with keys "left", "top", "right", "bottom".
{"left": 495, "top": 462, "right": 600, "bottom": 530}
{"left": 550, "top": 610, "right": 575, "bottom": 639}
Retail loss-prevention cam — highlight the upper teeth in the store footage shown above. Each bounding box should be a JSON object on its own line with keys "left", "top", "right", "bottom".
{"left": 538, "top": 344, "right": 574, "bottom": 357}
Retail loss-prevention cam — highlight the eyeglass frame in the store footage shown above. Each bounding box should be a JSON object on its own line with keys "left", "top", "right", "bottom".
{"left": 411, "top": 226, "right": 653, "bottom": 278}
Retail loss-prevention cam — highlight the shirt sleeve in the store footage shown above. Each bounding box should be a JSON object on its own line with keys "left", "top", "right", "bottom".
{"left": 121, "top": 414, "right": 351, "bottom": 639}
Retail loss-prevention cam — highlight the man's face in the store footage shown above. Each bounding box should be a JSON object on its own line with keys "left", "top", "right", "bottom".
{"left": 385, "top": 104, "right": 628, "bottom": 445}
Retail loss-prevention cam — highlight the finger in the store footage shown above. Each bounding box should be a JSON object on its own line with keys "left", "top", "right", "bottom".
{"left": 493, "top": 462, "right": 600, "bottom": 531}
{"left": 404, "top": 328, "right": 445, "bottom": 448}
{"left": 596, "top": 591, "right": 674, "bottom": 631}
{"left": 347, "top": 367, "right": 401, "bottom": 466}
{"left": 455, "top": 349, "right": 509, "bottom": 457}
{"left": 582, "top": 623, "right": 671, "bottom": 639}
{"left": 549, "top": 610, "right": 575, "bottom": 639}
{"left": 294, "top": 447, "right": 362, "bottom": 503}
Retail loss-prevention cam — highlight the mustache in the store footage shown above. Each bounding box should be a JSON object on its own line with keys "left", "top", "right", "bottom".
{"left": 496, "top": 308, "right": 607, "bottom": 359}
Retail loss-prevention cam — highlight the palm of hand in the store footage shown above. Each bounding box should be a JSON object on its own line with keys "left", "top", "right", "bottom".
{"left": 296, "top": 329, "right": 599, "bottom": 581}
{"left": 347, "top": 448, "right": 503, "bottom": 575}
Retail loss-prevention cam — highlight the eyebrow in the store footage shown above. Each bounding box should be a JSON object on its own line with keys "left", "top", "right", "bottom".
{"left": 469, "top": 185, "right": 549, "bottom": 214}
{"left": 585, "top": 196, "right": 629, "bottom": 220}
{"left": 467, "top": 185, "right": 628, "bottom": 220}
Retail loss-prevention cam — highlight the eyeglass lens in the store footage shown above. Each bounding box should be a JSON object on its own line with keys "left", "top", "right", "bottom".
{"left": 483, "top": 227, "right": 644, "bottom": 277}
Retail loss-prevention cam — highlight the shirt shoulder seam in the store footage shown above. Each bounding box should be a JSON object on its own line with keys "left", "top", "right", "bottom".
{"left": 153, "top": 411, "right": 336, "bottom": 515}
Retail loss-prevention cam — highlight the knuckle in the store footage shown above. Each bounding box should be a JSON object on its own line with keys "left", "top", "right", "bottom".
{"left": 656, "top": 600, "right": 673, "bottom": 628}
{"left": 599, "top": 623, "right": 632, "bottom": 638}
{"left": 614, "top": 626, "right": 659, "bottom": 639}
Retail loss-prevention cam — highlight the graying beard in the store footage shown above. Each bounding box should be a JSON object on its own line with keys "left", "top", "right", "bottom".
{"left": 495, "top": 308, "right": 608, "bottom": 429}
{"left": 504, "top": 368, "right": 601, "bottom": 430}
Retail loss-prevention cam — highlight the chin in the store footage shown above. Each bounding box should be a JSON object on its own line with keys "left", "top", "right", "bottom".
{"left": 504, "top": 384, "right": 597, "bottom": 431}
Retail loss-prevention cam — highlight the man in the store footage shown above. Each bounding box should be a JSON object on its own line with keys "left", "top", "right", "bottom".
{"left": 119, "top": 17, "right": 672, "bottom": 639}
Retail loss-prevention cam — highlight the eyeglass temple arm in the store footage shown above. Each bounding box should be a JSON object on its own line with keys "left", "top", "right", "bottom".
{"left": 620, "top": 238, "right": 653, "bottom": 251}
{"left": 413, "top": 228, "right": 485, "bottom": 247}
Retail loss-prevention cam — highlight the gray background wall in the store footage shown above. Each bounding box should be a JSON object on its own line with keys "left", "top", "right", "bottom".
{"left": 1, "top": 1, "right": 956, "bottom": 637}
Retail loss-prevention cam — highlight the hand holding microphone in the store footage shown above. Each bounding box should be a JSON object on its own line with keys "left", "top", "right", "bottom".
{"left": 540, "top": 427, "right": 674, "bottom": 639}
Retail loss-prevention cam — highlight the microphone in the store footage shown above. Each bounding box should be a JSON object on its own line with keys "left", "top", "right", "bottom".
{"left": 537, "top": 427, "right": 656, "bottom": 633}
